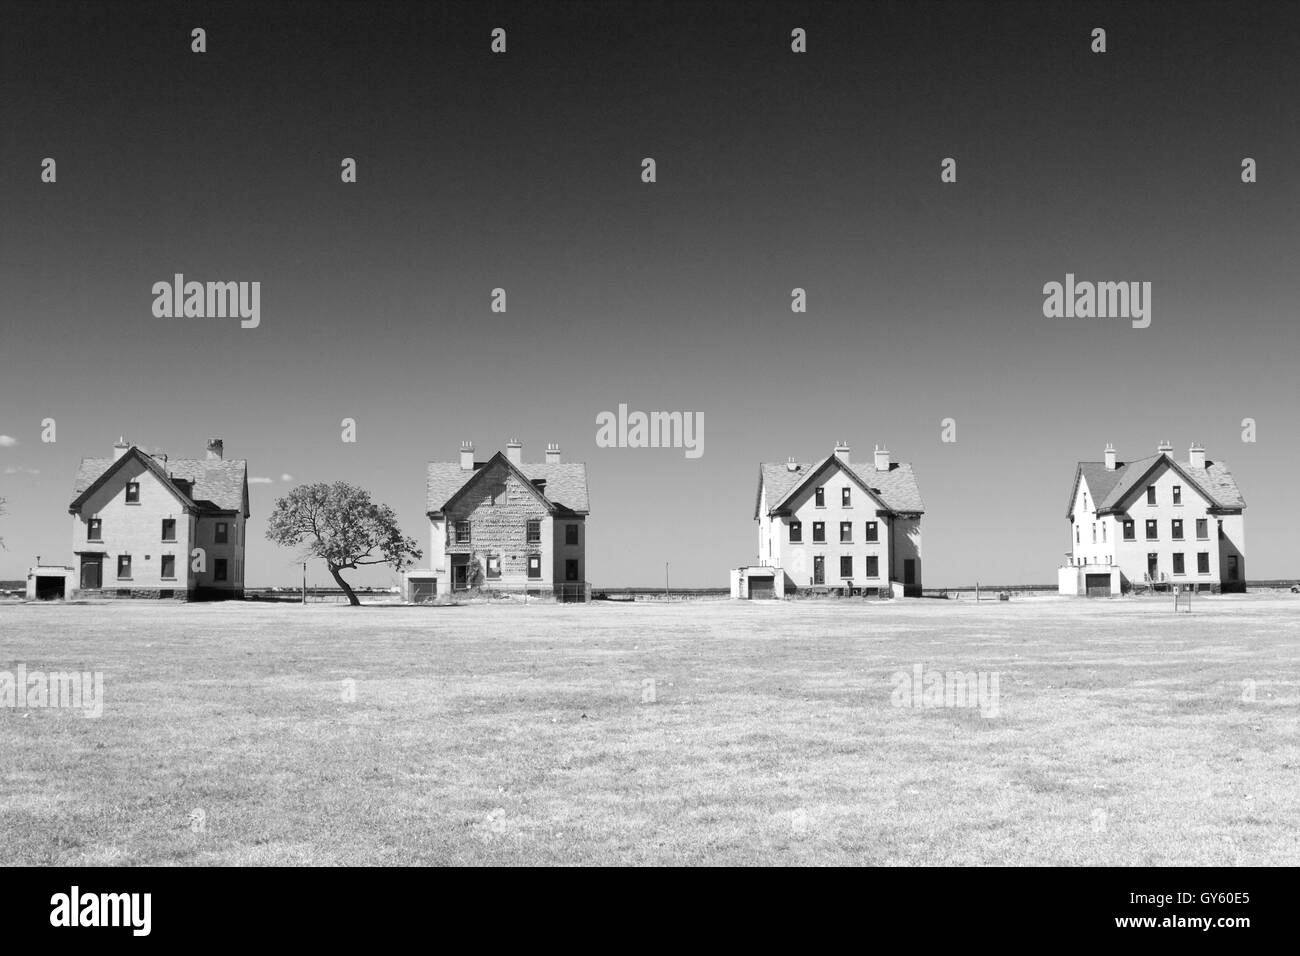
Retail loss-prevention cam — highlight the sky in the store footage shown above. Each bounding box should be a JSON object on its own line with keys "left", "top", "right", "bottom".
{"left": 2, "top": 0, "right": 1298, "bottom": 587}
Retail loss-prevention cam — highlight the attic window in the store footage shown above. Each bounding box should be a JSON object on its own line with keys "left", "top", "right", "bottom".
{"left": 125, "top": 482, "right": 140, "bottom": 504}
{"left": 489, "top": 483, "right": 506, "bottom": 506}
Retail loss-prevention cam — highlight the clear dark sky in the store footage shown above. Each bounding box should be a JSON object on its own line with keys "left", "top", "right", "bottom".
{"left": 2, "top": 0, "right": 1298, "bottom": 586}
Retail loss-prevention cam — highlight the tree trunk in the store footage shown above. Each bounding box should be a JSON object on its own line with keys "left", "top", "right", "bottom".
{"left": 328, "top": 564, "right": 361, "bottom": 606}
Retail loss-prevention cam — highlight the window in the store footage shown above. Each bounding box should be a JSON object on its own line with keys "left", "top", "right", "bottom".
{"left": 841, "top": 487, "right": 851, "bottom": 507}
{"left": 160, "top": 555, "right": 176, "bottom": 579}
{"left": 1172, "top": 485, "right": 1182, "bottom": 505}
{"left": 1145, "top": 519, "right": 1158, "bottom": 541}
{"left": 214, "top": 558, "right": 228, "bottom": 582}
{"left": 1172, "top": 553, "right": 1185, "bottom": 575}
{"left": 526, "top": 520, "right": 541, "bottom": 543}
{"left": 812, "top": 522, "right": 825, "bottom": 543}
{"left": 1196, "top": 518, "right": 1208, "bottom": 540}
{"left": 455, "top": 520, "right": 471, "bottom": 544}
{"left": 865, "top": 556, "right": 879, "bottom": 577}
{"left": 839, "top": 521, "right": 852, "bottom": 543}
{"left": 565, "top": 524, "right": 579, "bottom": 546}
{"left": 161, "top": 518, "right": 176, "bottom": 541}
{"left": 117, "top": 555, "right": 132, "bottom": 579}
{"left": 1075, "top": 526, "right": 1080, "bottom": 544}
{"left": 865, "top": 521, "right": 878, "bottom": 542}
{"left": 527, "top": 555, "right": 541, "bottom": 579}
{"left": 1102, "top": 523, "right": 1107, "bottom": 543}
{"left": 125, "top": 481, "right": 140, "bottom": 504}
{"left": 215, "top": 522, "right": 228, "bottom": 544}
{"left": 565, "top": 559, "right": 579, "bottom": 582}
{"left": 88, "top": 518, "right": 102, "bottom": 541}
{"left": 1091, "top": 523, "right": 1096, "bottom": 544}
{"left": 489, "top": 483, "right": 505, "bottom": 506}
{"left": 1171, "top": 519, "right": 1183, "bottom": 540}
{"left": 814, "top": 487, "right": 825, "bottom": 507}
{"left": 1122, "top": 520, "right": 1135, "bottom": 541}
{"left": 840, "top": 555, "right": 853, "bottom": 578}
{"left": 1146, "top": 486, "right": 1156, "bottom": 505}
{"left": 486, "top": 555, "right": 501, "bottom": 578}
{"left": 1197, "top": 552, "right": 1210, "bottom": 574}
{"left": 789, "top": 521, "right": 802, "bottom": 543}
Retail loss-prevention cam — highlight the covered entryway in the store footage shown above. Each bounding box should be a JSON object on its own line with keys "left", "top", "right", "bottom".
{"left": 79, "top": 554, "right": 103, "bottom": 589}
{"left": 747, "top": 575, "right": 775, "bottom": 599}
{"left": 1085, "top": 573, "right": 1111, "bottom": 597}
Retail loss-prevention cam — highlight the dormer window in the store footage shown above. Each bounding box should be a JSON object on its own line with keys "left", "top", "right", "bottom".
{"left": 125, "top": 481, "right": 140, "bottom": 504}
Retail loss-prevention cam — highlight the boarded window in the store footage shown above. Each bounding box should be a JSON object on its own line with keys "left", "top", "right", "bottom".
{"left": 126, "top": 482, "right": 140, "bottom": 503}
{"left": 117, "top": 555, "right": 132, "bottom": 579}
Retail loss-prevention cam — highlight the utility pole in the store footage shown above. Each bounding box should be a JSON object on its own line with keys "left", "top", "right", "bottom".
{"left": 665, "top": 562, "right": 670, "bottom": 603}
{"left": 302, "top": 562, "right": 307, "bottom": 605}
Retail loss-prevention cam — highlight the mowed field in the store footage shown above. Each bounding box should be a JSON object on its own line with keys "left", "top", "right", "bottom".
{"left": 2, "top": 594, "right": 1298, "bottom": 866}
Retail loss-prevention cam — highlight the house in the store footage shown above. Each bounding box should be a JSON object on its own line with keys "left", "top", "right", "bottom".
{"left": 404, "top": 440, "right": 590, "bottom": 602}
{"left": 1059, "top": 441, "right": 1246, "bottom": 596}
{"left": 63, "top": 438, "right": 250, "bottom": 600}
{"left": 734, "top": 442, "right": 925, "bottom": 599}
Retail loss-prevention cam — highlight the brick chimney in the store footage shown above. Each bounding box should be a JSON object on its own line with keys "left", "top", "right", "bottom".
{"left": 834, "top": 441, "right": 851, "bottom": 463}
{"left": 785, "top": 456, "right": 799, "bottom": 472}
{"left": 1188, "top": 442, "right": 1206, "bottom": 469}
{"left": 1104, "top": 443, "right": 1117, "bottom": 470}
{"left": 874, "top": 444, "right": 891, "bottom": 472}
{"left": 506, "top": 439, "right": 523, "bottom": 466}
{"left": 112, "top": 437, "right": 130, "bottom": 461}
{"left": 459, "top": 441, "right": 474, "bottom": 471}
{"left": 206, "top": 438, "right": 224, "bottom": 460}
{"left": 1157, "top": 439, "right": 1173, "bottom": 455}
{"left": 545, "top": 442, "right": 561, "bottom": 464}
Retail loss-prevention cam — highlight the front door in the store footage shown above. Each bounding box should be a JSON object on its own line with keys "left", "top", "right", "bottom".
{"left": 1147, "top": 553, "right": 1159, "bottom": 581}
{"left": 452, "top": 564, "right": 468, "bottom": 590}
{"left": 80, "top": 555, "right": 102, "bottom": 589}
{"left": 903, "top": 559, "right": 916, "bottom": 586}
{"left": 812, "top": 555, "right": 824, "bottom": 585}
{"left": 1227, "top": 554, "right": 1239, "bottom": 582}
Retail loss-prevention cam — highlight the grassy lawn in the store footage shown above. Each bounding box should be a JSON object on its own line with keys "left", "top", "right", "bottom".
{"left": 2, "top": 594, "right": 1298, "bottom": 865}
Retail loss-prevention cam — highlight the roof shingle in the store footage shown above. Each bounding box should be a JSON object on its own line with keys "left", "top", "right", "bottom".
{"left": 427, "top": 458, "right": 590, "bottom": 514}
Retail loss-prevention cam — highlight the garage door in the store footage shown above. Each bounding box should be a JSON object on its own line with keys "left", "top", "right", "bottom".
{"left": 1085, "top": 574, "right": 1111, "bottom": 597}
{"left": 411, "top": 579, "right": 437, "bottom": 604}
{"left": 747, "top": 577, "right": 775, "bottom": 599}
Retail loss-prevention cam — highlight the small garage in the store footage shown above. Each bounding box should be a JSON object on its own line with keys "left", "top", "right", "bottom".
{"left": 26, "top": 565, "right": 77, "bottom": 601}
{"left": 747, "top": 575, "right": 775, "bottom": 599}
{"left": 403, "top": 571, "right": 439, "bottom": 604}
{"left": 1085, "top": 573, "right": 1112, "bottom": 597}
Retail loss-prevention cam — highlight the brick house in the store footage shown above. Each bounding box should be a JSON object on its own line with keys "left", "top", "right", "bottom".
{"left": 404, "top": 440, "right": 590, "bottom": 602}
{"left": 65, "top": 438, "right": 250, "bottom": 600}
{"left": 1059, "top": 441, "right": 1246, "bottom": 596}
{"left": 734, "top": 442, "right": 925, "bottom": 599}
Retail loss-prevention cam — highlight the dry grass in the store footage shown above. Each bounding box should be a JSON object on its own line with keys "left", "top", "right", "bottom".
{"left": 2, "top": 594, "right": 1298, "bottom": 865}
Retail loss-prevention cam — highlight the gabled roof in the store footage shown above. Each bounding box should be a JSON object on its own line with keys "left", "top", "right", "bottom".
{"left": 755, "top": 455, "right": 925, "bottom": 519}
{"left": 1067, "top": 453, "right": 1245, "bottom": 518}
{"left": 427, "top": 453, "right": 590, "bottom": 515}
{"left": 71, "top": 447, "right": 250, "bottom": 516}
